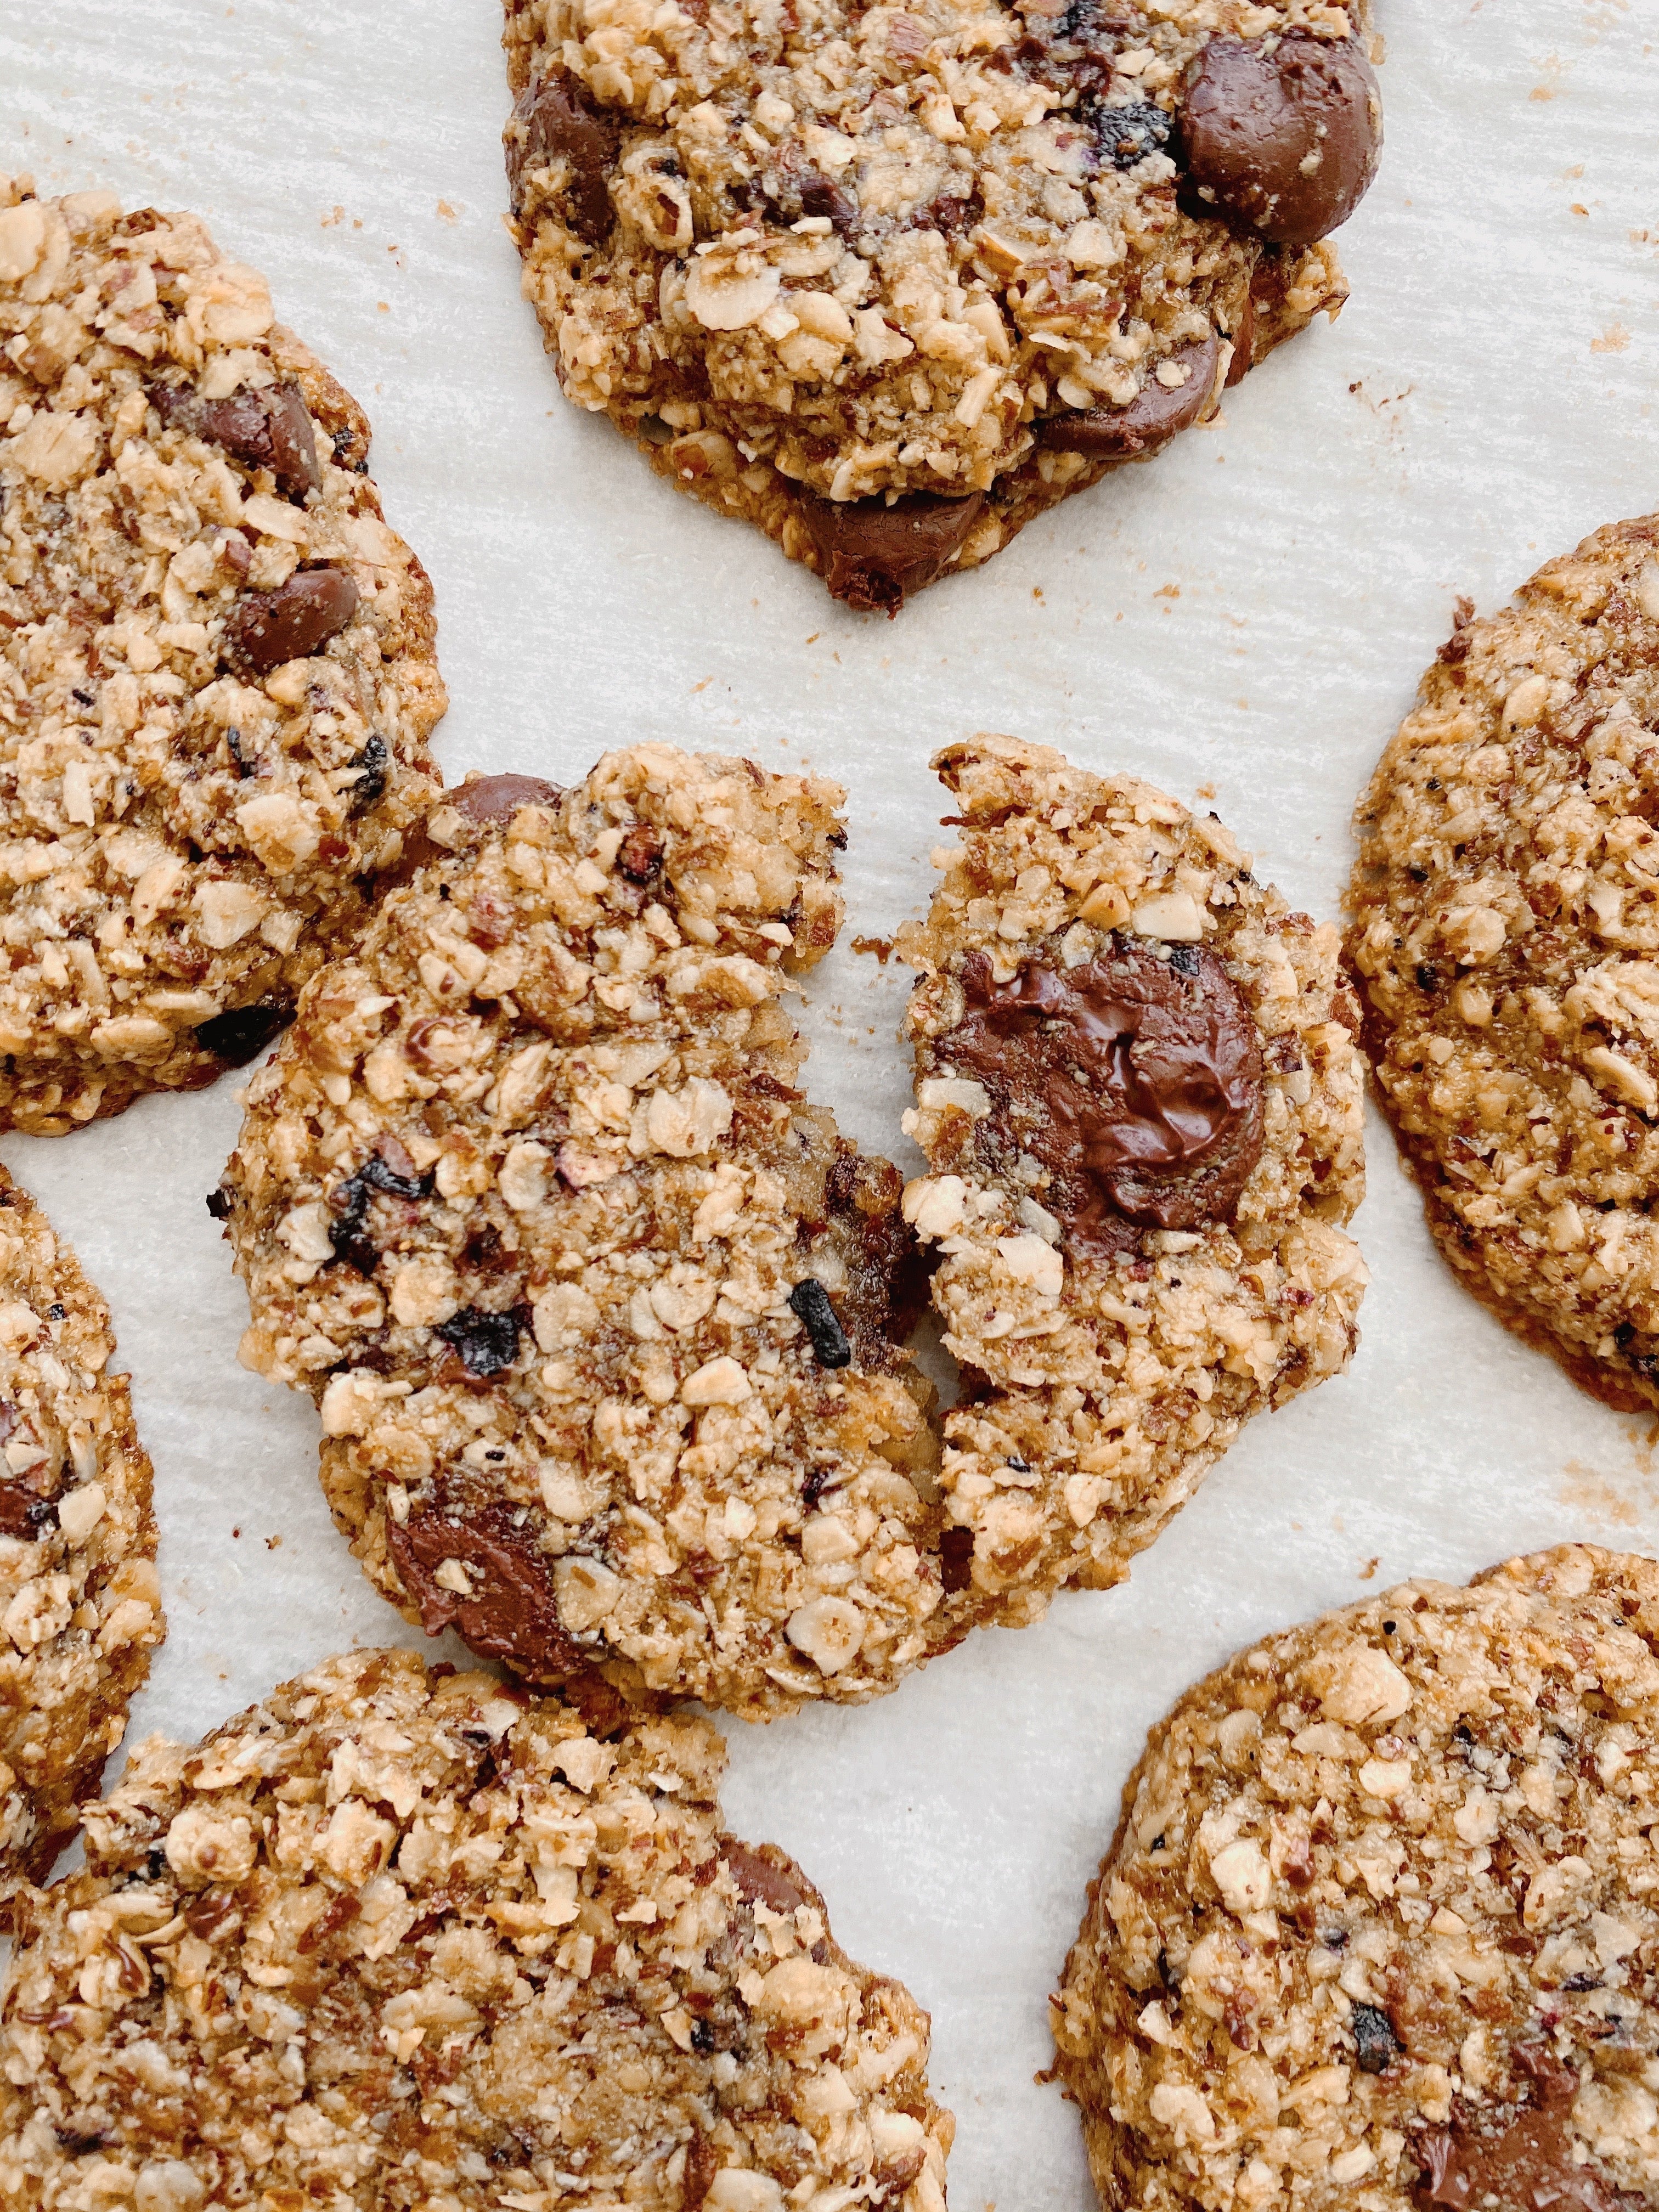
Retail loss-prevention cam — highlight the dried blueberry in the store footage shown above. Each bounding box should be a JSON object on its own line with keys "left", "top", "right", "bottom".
{"left": 328, "top": 1150, "right": 435, "bottom": 1277}
{"left": 939, "top": 1525, "right": 974, "bottom": 1593}
{"left": 788, "top": 1278, "right": 852, "bottom": 1369}
{"left": 435, "top": 1305, "right": 524, "bottom": 1377}
{"left": 1350, "top": 2002, "right": 1402, "bottom": 2074}
{"left": 348, "top": 732, "right": 388, "bottom": 815}
{"left": 1089, "top": 98, "right": 1174, "bottom": 170}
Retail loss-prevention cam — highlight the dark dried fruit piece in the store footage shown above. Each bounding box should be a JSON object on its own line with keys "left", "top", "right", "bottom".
{"left": 1350, "top": 2002, "right": 1402, "bottom": 2074}
{"left": 1088, "top": 98, "right": 1174, "bottom": 171}
{"left": 386, "top": 1502, "right": 590, "bottom": 1684}
{"left": 1042, "top": 333, "right": 1219, "bottom": 462}
{"left": 449, "top": 773, "right": 563, "bottom": 826}
{"left": 223, "top": 569, "right": 360, "bottom": 678}
{"left": 194, "top": 1002, "right": 288, "bottom": 1066}
{"left": 435, "top": 1305, "right": 524, "bottom": 1378}
{"left": 1181, "top": 33, "right": 1381, "bottom": 246}
{"left": 0, "top": 1483, "right": 55, "bottom": 1542}
{"left": 787, "top": 1277, "right": 852, "bottom": 1369}
{"left": 348, "top": 733, "right": 388, "bottom": 815}
{"left": 505, "top": 73, "right": 619, "bottom": 242}
{"left": 794, "top": 490, "right": 985, "bottom": 616}
{"left": 151, "top": 380, "right": 321, "bottom": 500}
{"left": 328, "top": 1148, "right": 434, "bottom": 1276}
{"left": 939, "top": 1525, "right": 975, "bottom": 1593}
{"left": 617, "top": 823, "right": 663, "bottom": 883}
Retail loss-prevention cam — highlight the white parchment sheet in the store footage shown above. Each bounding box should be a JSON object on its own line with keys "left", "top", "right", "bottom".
{"left": 3, "top": 2, "right": 1659, "bottom": 2202}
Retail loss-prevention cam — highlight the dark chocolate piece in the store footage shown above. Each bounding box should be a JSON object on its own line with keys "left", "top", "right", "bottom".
{"left": 505, "top": 73, "right": 619, "bottom": 240}
{"left": 1181, "top": 33, "right": 1381, "bottom": 246}
{"left": 794, "top": 490, "right": 985, "bottom": 616}
{"left": 1041, "top": 333, "right": 1219, "bottom": 462}
{"left": 223, "top": 569, "right": 359, "bottom": 678}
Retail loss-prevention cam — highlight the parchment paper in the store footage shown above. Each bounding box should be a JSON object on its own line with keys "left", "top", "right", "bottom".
{"left": 3, "top": 3, "right": 1658, "bottom": 2202}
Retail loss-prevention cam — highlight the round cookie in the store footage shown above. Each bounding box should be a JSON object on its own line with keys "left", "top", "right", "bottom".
{"left": 897, "top": 735, "right": 1366, "bottom": 1629}
{"left": 0, "top": 177, "right": 445, "bottom": 1134}
{"left": 0, "top": 1163, "right": 161, "bottom": 1918}
{"left": 1348, "top": 516, "right": 1659, "bottom": 1414}
{"left": 0, "top": 1647, "right": 954, "bottom": 2210}
{"left": 1051, "top": 1545, "right": 1659, "bottom": 2212}
{"left": 218, "top": 752, "right": 953, "bottom": 1721}
{"left": 502, "top": 0, "right": 1379, "bottom": 611}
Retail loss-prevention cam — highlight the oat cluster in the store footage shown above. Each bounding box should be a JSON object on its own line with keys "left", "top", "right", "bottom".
{"left": 897, "top": 735, "right": 1366, "bottom": 1627}
{"left": 0, "top": 1164, "right": 160, "bottom": 1917}
{"left": 504, "top": 0, "right": 1352, "bottom": 573}
{"left": 1348, "top": 516, "right": 1659, "bottom": 1413}
{"left": 0, "top": 178, "right": 444, "bottom": 1133}
{"left": 1053, "top": 1546, "right": 1659, "bottom": 2212}
{"left": 221, "top": 751, "right": 953, "bottom": 1721}
{"left": 0, "top": 1647, "right": 952, "bottom": 2212}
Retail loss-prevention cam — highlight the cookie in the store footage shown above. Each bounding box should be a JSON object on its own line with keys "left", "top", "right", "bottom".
{"left": 502, "top": 0, "right": 1378, "bottom": 611}
{"left": 218, "top": 752, "right": 955, "bottom": 1721}
{"left": 896, "top": 735, "right": 1366, "bottom": 1629}
{"left": 0, "top": 176, "right": 445, "bottom": 1135}
{"left": 0, "top": 1163, "right": 161, "bottom": 1919}
{"left": 1051, "top": 1545, "right": 1659, "bottom": 2212}
{"left": 1347, "top": 517, "right": 1659, "bottom": 1414}
{"left": 0, "top": 1646, "right": 953, "bottom": 2211}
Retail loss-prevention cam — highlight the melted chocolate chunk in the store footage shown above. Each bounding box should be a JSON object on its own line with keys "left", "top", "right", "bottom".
{"left": 1180, "top": 33, "right": 1381, "bottom": 246}
{"left": 223, "top": 568, "right": 360, "bottom": 677}
{"left": 1417, "top": 2052, "right": 1640, "bottom": 2212}
{"left": 787, "top": 1277, "right": 852, "bottom": 1369}
{"left": 435, "top": 1305, "right": 525, "bottom": 1378}
{"left": 0, "top": 1482, "right": 56, "bottom": 1541}
{"left": 387, "top": 1501, "right": 589, "bottom": 1684}
{"left": 720, "top": 1839, "right": 812, "bottom": 1917}
{"left": 194, "top": 1001, "right": 288, "bottom": 1066}
{"left": 505, "top": 72, "right": 619, "bottom": 241}
{"left": 941, "top": 940, "right": 1264, "bottom": 1256}
{"left": 449, "top": 773, "right": 564, "bottom": 826}
{"left": 150, "top": 379, "right": 321, "bottom": 499}
{"left": 1351, "top": 2002, "right": 1403, "bottom": 2075}
{"left": 1041, "top": 333, "right": 1219, "bottom": 461}
{"left": 794, "top": 489, "right": 985, "bottom": 616}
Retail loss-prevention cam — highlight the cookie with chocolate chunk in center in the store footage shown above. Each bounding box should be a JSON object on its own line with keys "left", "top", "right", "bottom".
{"left": 896, "top": 734, "right": 1366, "bottom": 1628}
{"left": 0, "top": 178, "right": 444, "bottom": 1135}
{"left": 1347, "top": 515, "right": 1659, "bottom": 1414}
{"left": 503, "top": 0, "right": 1380, "bottom": 610}
{"left": 0, "top": 1163, "right": 162, "bottom": 1920}
{"left": 0, "top": 1648, "right": 955, "bottom": 2211}
{"left": 218, "top": 750, "right": 957, "bottom": 1721}
{"left": 1052, "top": 1547, "right": 1659, "bottom": 2212}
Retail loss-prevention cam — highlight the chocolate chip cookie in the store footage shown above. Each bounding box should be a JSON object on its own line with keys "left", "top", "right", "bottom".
{"left": 0, "top": 1163, "right": 161, "bottom": 1920}
{"left": 503, "top": 0, "right": 1380, "bottom": 611}
{"left": 1348, "top": 518, "right": 1659, "bottom": 1413}
{"left": 1052, "top": 1545, "right": 1659, "bottom": 2212}
{"left": 218, "top": 753, "right": 955, "bottom": 1721}
{"left": 0, "top": 1646, "right": 953, "bottom": 2210}
{"left": 897, "top": 735, "right": 1366, "bottom": 1627}
{"left": 0, "top": 177, "right": 445, "bottom": 1134}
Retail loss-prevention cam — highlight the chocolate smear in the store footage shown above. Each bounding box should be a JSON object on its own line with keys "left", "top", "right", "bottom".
{"left": 387, "top": 1502, "right": 590, "bottom": 1684}
{"left": 223, "top": 569, "right": 359, "bottom": 677}
{"left": 941, "top": 940, "right": 1264, "bottom": 1256}
{"left": 1180, "top": 33, "right": 1381, "bottom": 246}
{"left": 1042, "top": 333, "right": 1219, "bottom": 462}
{"left": 795, "top": 489, "right": 985, "bottom": 616}
{"left": 1416, "top": 2050, "right": 1640, "bottom": 2212}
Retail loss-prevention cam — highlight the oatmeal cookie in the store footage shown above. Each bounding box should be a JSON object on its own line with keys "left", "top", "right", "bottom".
{"left": 1347, "top": 518, "right": 1659, "bottom": 1414}
{"left": 0, "top": 1163, "right": 161, "bottom": 1920}
{"left": 896, "top": 735, "right": 1365, "bottom": 1629}
{"left": 218, "top": 753, "right": 953, "bottom": 1721}
{"left": 0, "top": 1646, "right": 954, "bottom": 2212}
{"left": 1051, "top": 1545, "right": 1659, "bottom": 2212}
{"left": 503, "top": 0, "right": 1379, "bottom": 611}
{"left": 0, "top": 176, "right": 445, "bottom": 1134}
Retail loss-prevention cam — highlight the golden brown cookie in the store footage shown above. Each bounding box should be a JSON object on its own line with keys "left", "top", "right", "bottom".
{"left": 1053, "top": 1546, "right": 1659, "bottom": 2212}
{"left": 0, "top": 1647, "right": 953, "bottom": 2210}
{"left": 0, "top": 176, "right": 444, "bottom": 1133}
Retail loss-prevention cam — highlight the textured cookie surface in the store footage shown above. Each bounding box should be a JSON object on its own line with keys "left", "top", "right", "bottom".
{"left": 1052, "top": 1545, "right": 1659, "bottom": 2212}
{"left": 898, "top": 736, "right": 1365, "bottom": 1629}
{"left": 1348, "top": 516, "right": 1659, "bottom": 1414}
{"left": 503, "top": 0, "right": 1375, "bottom": 608}
{"left": 220, "top": 753, "right": 952, "bottom": 1720}
{"left": 0, "top": 177, "right": 445, "bottom": 1133}
{"left": 0, "top": 1164, "right": 161, "bottom": 1918}
{"left": 0, "top": 1647, "right": 953, "bottom": 2211}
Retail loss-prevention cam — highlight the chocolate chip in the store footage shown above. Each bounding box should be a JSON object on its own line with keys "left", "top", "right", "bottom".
{"left": 150, "top": 380, "right": 321, "bottom": 499}
{"left": 348, "top": 733, "right": 389, "bottom": 815}
{"left": 435, "top": 1305, "right": 524, "bottom": 1378}
{"left": 1180, "top": 34, "right": 1381, "bottom": 246}
{"left": 940, "top": 940, "right": 1265, "bottom": 1257}
{"left": 787, "top": 1278, "right": 852, "bottom": 1369}
{"left": 387, "top": 1501, "right": 591, "bottom": 1684}
{"left": 0, "top": 1482, "right": 55, "bottom": 1541}
{"left": 617, "top": 822, "right": 663, "bottom": 883}
{"left": 1089, "top": 97, "right": 1174, "bottom": 169}
{"left": 1350, "top": 2002, "right": 1402, "bottom": 2075}
{"left": 222, "top": 568, "right": 360, "bottom": 677}
{"left": 721, "top": 1840, "right": 813, "bottom": 1917}
{"left": 939, "top": 1525, "right": 975, "bottom": 1593}
{"left": 449, "top": 773, "right": 563, "bottom": 826}
{"left": 505, "top": 72, "right": 618, "bottom": 241}
{"left": 194, "top": 1001, "right": 289, "bottom": 1066}
{"left": 1041, "top": 332, "right": 1219, "bottom": 461}
{"left": 794, "top": 489, "right": 985, "bottom": 615}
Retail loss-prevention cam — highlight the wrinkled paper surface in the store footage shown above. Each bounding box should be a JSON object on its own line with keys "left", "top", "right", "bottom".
{"left": 3, "top": 3, "right": 1658, "bottom": 2201}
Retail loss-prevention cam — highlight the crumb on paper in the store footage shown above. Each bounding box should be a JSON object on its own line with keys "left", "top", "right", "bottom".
{"left": 265, "top": 1534, "right": 283, "bottom": 1551}
{"left": 852, "top": 934, "right": 895, "bottom": 964}
{"left": 1592, "top": 322, "right": 1631, "bottom": 353}
{"left": 1359, "top": 1556, "right": 1380, "bottom": 1581}
{"left": 437, "top": 199, "right": 460, "bottom": 222}
{"left": 321, "top": 205, "right": 345, "bottom": 228}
